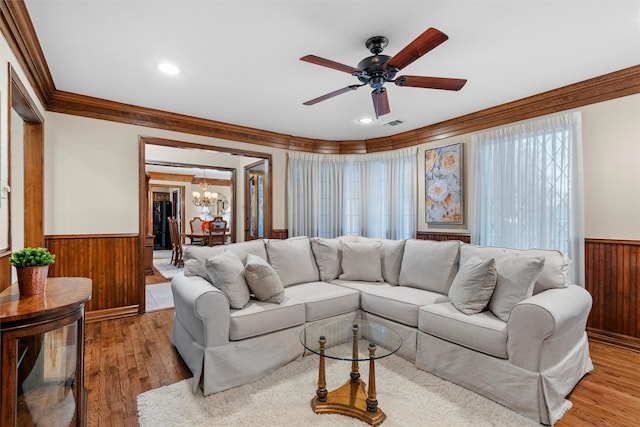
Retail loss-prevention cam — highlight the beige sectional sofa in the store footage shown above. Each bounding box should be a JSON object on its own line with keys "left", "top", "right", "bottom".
{"left": 170, "top": 236, "right": 593, "bottom": 425}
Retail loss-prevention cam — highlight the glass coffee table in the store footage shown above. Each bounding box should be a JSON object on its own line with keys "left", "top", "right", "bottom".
{"left": 300, "top": 319, "right": 402, "bottom": 426}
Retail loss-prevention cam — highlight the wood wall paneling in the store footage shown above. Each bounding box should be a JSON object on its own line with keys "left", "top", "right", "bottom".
{"left": 416, "top": 231, "right": 471, "bottom": 243}
{"left": 45, "top": 234, "right": 140, "bottom": 314}
{"left": 585, "top": 239, "right": 640, "bottom": 340}
{"left": 270, "top": 229, "right": 288, "bottom": 240}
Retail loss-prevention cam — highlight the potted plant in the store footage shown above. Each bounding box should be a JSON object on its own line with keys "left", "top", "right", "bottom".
{"left": 9, "top": 247, "right": 56, "bottom": 296}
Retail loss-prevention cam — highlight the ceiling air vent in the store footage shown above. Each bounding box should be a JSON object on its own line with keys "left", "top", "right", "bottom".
{"left": 383, "top": 119, "right": 404, "bottom": 127}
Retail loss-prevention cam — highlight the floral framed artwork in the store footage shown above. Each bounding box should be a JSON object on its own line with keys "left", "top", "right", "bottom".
{"left": 425, "top": 143, "right": 463, "bottom": 224}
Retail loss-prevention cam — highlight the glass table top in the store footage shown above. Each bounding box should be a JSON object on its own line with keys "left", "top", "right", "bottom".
{"left": 300, "top": 319, "right": 402, "bottom": 361}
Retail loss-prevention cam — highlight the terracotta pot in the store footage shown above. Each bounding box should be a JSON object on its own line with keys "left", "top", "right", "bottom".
{"left": 16, "top": 265, "right": 49, "bottom": 296}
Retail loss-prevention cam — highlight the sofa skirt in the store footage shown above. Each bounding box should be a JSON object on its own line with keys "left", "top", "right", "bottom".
{"left": 415, "top": 331, "right": 593, "bottom": 425}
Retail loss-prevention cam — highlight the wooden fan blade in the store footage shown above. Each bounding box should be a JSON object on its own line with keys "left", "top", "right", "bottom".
{"left": 300, "top": 55, "right": 360, "bottom": 74}
{"left": 372, "top": 88, "right": 390, "bottom": 118}
{"left": 395, "top": 75, "right": 467, "bottom": 91}
{"left": 303, "top": 85, "right": 359, "bottom": 106}
{"left": 386, "top": 28, "right": 449, "bottom": 71}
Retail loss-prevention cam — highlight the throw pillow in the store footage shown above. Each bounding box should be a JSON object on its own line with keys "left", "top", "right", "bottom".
{"left": 244, "top": 254, "right": 285, "bottom": 304}
{"left": 357, "top": 237, "right": 406, "bottom": 285}
{"left": 266, "top": 237, "right": 320, "bottom": 287}
{"left": 338, "top": 241, "right": 384, "bottom": 282}
{"left": 489, "top": 253, "right": 545, "bottom": 322}
{"left": 205, "top": 251, "right": 251, "bottom": 309}
{"left": 448, "top": 256, "right": 498, "bottom": 315}
{"left": 183, "top": 245, "right": 227, "bottom": 279}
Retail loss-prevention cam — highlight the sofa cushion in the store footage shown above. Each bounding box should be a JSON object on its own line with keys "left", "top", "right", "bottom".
{"left": 244, "top": 253, "right": 285, "bottom": 304}
{"left": 330, "top": 279, "right": 393, "bottom": 293}
{"left": 284, "top": 282, "right": 360, "bottom": 322}
{"left": 399, "top": 239, "right": 460, "bottom": 294}
{"left": 229, "top": 297, "right": 306, "bottom": 341}
{"left": 205, "top": 252, "right": 251, "bottom": 309}
{"left": 489, "top": 253, "right": 545, "bottom": 322}
{"left": 357, "top": 237, "right": 406, "bottom": 285}
{"left": 460, "top": 243, "right": 571, "bottom": 294}
{"left": 361, "top": 286, "right": 449, "bottom": 327}
{"left": 339, "top": 241, "right": 384, "bottom": 282}
{"left": 184, "top": 240, "right": 268, "bottom": 279}
{"left": 418, "top": 302, "right": 508, "bottom": 359}
{"left": 266, "top": 237, "right": 319, "bottom": 287}
{"left": 448, "top": 256, "right": 498, "bottom": 315}
{"left": 507, "top": 247, "right": 572, "bottom": 293}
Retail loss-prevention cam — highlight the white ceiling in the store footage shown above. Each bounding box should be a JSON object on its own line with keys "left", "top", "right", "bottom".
{"left": 24, "top": 0, "right": 640, "bottom": 141}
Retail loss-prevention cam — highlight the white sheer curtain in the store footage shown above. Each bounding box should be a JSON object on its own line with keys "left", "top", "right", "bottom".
{"left": 288, "top": 147, "right": 416, "bottom": 239}
{"left": 471, "top": 112, "right": 584, "bottom": 285}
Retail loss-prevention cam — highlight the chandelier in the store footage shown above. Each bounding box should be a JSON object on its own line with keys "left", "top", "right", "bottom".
{"left": 192, "top": 173, "right": 219, "bottom": 208}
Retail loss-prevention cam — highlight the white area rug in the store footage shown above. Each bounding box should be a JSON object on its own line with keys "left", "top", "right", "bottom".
{"left": 152, "top": 258, "right": 182, "bottom": 279}
{"left": 137, "top": 352, "right": 541, "bottom": 426}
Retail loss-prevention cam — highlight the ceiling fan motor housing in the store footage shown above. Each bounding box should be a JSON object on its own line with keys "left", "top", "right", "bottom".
{"left": 356, "top": 54, "right": 397, "bottom": 88}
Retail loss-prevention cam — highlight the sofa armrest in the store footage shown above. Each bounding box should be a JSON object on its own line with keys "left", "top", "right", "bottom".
{"left": 171, "top": 272, "right": 231, "bottom": 347}
{"left": 507, "top": 284, "right": 592, "bottom": 371}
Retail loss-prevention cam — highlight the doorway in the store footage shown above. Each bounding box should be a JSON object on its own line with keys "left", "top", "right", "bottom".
{"left": 139, "top": 136, "right": 273, "bottom": 313}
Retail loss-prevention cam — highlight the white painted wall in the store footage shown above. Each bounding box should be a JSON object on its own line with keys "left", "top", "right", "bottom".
{"left": 581, "top": 95, "right": 640, "bottom": 239}
{"left": 42, "top": 93, "right": 640, "bottom": 241}
{"left": 44, "top": 112, "right": 288, "bottom": 236}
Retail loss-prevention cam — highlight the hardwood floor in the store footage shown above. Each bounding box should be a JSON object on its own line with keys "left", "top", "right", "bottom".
{"left": 85, "top": 310, "right": 640, "bottom": 426}
{"left": 84, "top": 310, "right": 190, "bottom": 427}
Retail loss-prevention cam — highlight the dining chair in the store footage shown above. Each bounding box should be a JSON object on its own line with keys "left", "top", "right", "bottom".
{"left": 207, "top": 218, "right": 228, "bottom": 246}
{"left": 189, "top": 217, "right": 205, "bottom": 246}
{"left": 169, "top": 217, "right": 184, "bottom": 267}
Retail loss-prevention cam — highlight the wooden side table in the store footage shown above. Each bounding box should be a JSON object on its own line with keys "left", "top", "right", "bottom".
{"left": 0, "top": 277, "right": 92, "bottom": 426}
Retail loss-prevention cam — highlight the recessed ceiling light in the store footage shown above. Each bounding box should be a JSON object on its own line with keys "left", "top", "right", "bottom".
{"left": 358, "top": 117, "right": 373, "bottom": 124}
{"left": 158, "top": 63, "right": 180, "bottom": 75}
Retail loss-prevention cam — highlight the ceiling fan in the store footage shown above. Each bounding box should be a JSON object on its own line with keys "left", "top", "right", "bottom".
{"left": 300, "top": 28, "right": 467, "bottom": 119}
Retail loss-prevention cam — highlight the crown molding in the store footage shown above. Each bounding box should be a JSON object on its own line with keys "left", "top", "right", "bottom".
{"left": 0, "top": 0, "right": 54, "bottom": 106}
{"left": 3, "top": 1, "right": 640, "bottom": 154}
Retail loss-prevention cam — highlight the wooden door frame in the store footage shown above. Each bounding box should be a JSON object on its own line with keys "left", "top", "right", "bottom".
{"left": 244, "top": 159, "right": 270, "bottom": 241}
{"left": 9, "top": 65, "right": 45, "bottom": 248}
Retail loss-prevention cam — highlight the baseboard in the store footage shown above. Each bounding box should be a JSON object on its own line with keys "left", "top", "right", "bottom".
{"left": 86, "top": 305, "right": 140, "bottom": 323}
{"left": 587, "top": 327, "right": 640, "bottom": 353}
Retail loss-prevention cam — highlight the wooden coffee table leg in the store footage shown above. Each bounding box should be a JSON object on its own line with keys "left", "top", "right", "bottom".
{"left": 350, "top": 324, "right": 360, "bottom": 383}
{"left": 316, "top": 336, "right": 327, "bottom": 402}
{"left": 366, "top": 343, "right": 378, "bottom": 412}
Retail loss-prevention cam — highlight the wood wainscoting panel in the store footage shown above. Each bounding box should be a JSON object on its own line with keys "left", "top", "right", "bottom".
{"left": 416, "top": 231, "right": 471, "bottom": 243}
{"left": 45, "top": 234, "right": 140, "bottom": 313}
{"left": 270, "top": 229, "right": 289, "bottom": 240}
{"left": 585, "top": 238, "right": 640, "bottom": 340}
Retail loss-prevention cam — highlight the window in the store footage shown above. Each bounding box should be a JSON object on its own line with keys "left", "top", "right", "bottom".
{"left": 471, "top": 112, "right": 584, "bottom": 284}
{"left": 288, "top": 147, "right": 416, "bottom": 240}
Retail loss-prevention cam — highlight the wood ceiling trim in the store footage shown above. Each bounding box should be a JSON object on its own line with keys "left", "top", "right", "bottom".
{"left": 192, "top": 177, "right": 232, "bottom": 187}
{"left": 3, "top": 2, "right": 640, "bottom": 154}
{"left": 46, "top": 65, "right": 640, "bottom": 154}
{"left": 147, "top": 171, "right": 195, "bottom": 183}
